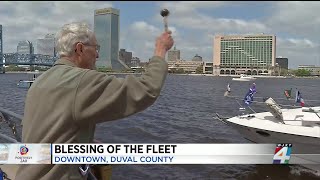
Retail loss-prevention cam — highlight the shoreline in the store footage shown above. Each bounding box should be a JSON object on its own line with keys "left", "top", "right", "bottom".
{"left": 3, "top": 71, "right": 320, "bottom": 79}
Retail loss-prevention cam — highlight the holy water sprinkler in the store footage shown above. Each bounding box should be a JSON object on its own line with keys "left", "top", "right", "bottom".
{"left": 160, "top": 9, "right": 170, "bottom": 32}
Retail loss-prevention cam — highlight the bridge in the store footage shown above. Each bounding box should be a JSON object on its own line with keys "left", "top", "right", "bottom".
{"left": 0, "top": 53, "right": 58, "bottom": 73}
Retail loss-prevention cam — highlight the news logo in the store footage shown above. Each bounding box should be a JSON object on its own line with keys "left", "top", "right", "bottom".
{"left": 273, "top": 143, "right": 292, "bottom": 164}
{"left": 19, "top": 145, "right": 29, "bottom": 156}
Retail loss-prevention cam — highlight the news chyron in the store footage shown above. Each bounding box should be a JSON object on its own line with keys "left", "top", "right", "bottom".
{"left": 53, "top": 144, "right": 177, "bottom": 164}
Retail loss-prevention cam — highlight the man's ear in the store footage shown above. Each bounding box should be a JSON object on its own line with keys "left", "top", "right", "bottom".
{"left": 75, "top": 43, "right": 83, "bottom": 54}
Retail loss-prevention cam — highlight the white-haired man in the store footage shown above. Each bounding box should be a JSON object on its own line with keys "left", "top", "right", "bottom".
{"left": 15, "top": 22, "right": 174, "bottom": 180}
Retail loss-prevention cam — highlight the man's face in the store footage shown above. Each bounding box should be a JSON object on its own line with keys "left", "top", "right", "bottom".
{"left": 76, "top": 35, "right": 100, "bottom": 70}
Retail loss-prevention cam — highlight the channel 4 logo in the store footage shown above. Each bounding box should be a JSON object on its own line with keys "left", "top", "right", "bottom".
{"left": 273, "top": 143, "right": 292, "bottom": 164}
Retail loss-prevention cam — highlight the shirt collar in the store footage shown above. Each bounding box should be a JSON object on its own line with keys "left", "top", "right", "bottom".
{"left": 54, "top": 58, "right": 77, "bottom": 67}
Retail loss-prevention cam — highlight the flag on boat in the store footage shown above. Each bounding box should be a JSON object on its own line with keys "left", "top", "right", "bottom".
{"left": 284, "top": 89, "right": 292, "bottom": 99}
{"left": 244, "top": 83, "right": 256, "bottom": 105}
{"left": 300, "top": 98, "right": 305, "bottom": 107}
{"left": 295, "top": 90, "right": 305, "bottom": 107}
{"left": 224, "top": 83, "right": 231, "bottom": 96}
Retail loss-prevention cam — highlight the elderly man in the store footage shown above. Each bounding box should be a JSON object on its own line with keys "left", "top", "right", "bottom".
{"left": 15, "top": 22, "right": 174, "bottom": 180}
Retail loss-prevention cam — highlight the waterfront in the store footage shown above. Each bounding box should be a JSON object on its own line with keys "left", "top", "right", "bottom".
{"left": 0, "top": 73, "right": 320, "bottom": 179}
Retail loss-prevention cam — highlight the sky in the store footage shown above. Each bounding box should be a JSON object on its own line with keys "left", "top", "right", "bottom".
{"left": 0, "top": 1, "right": 320, "bottom": 68}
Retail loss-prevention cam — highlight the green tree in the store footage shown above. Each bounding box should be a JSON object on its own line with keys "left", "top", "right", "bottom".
{"left": 196, "top": 65, "right": 203, "bottom": 74}
{"left": 176, "top": 68, "right": 185, "bottom": 74}
{"left": 294, "top": 69, "right": 311, "bottom": 76}
{"left": 6, "top": 65, "right": 25, "bottom": 71}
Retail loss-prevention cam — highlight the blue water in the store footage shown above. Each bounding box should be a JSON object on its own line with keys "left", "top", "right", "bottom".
{"left": 0, "top": 73, "right": 319, "bottom": 180}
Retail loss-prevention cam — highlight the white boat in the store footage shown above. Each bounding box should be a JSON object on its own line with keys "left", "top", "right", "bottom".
{"left": 17, "top": 71, "right": 40, "bottom": 88}
{"left": 215, "top": 97, "right": 320, "bottom": 174}
{"left": 232, "top": 74, "right": 256, "bottom": 81}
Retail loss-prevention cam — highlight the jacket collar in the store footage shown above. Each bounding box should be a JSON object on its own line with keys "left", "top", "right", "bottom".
{"left": 54, "top": 58, "right": 77, "bottom": 67}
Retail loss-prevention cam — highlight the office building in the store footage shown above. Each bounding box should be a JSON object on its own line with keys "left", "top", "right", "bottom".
{"left": 203, "top": 62, "right": 213, "bottom": 74}
{"left": 298, "top": 65, "right": 320, "bottom": 76}
{"left": 37, "top": 34, "right": 56, "bottom": 57}
{"left": 167, "top": 46, "right": 180, "bottom": 61}
{"left": 94, "top": 7, "right": 128, "bottom": 70}
{"left": 276, "top": 57, "right": 288, "bottom": 70}
{"left": 192, "top": 54, "right": 202, "bottom": 62}
{"left": 17, "top": 40, "right": 34, "bottom": 54}
{"left": 213, "top": 34, "right": 276, "bottom": 75}
{"left": 0, "top": 25, "right": 3, "bottom": 73}
{"left": 0, "top": 25, "right": 2, "bottom": 62}
{"left": 131, "top": 57, "right": 141, "bottom": 67}
{"left": 168, "top": 60, "right": 203, "bottom": 73}
{"left": 119, "top": 49, "right": 132, "bottom": 67}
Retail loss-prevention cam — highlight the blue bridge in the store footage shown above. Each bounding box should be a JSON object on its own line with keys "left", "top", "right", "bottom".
{"left": 0, "top": 53, "right": 58, "bottom": 73}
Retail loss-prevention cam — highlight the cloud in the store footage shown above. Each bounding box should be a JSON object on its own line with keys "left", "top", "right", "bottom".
{"left": 120, "top": 21, "right": 178, "bottom": 61}
{"left": 267, "top": 2, "right": 320, "bottom": 37}
{"left": 151, "top": 2, "right": 270, "bottom": 62}
{"left": 1, "top": 1, "right": 113, "bottom": 53}
{"left": 276, "top": 37, "right": 319, "bottom": 67}
{"left": 153, "top": 1, "right": 320, "bottom": 68}
{"left": 1, "top": 2, "right": 320, "bottom": 68}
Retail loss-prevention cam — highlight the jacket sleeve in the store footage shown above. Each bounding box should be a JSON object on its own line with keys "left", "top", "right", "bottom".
{"left": 74, "top": 56, "right": 168, "bottom": 124}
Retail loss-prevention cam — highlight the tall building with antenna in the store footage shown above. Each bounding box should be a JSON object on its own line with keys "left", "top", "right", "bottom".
{"left": 167, "top": 46, "right": 180, "bottom": 61}
{"left": 94, "top": 7, "right": 128, "bottom": 70}
{"left": 0, "top": 25, "right": 3, "bottom": 73}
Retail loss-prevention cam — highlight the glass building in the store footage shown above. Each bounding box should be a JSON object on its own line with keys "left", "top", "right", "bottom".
{"left": 213, "top": 34, "right": 276, "bottom": 75}
{"left": 17, "top": 40, "right": 34, "bottom": 54}
{"left": 0, "top": 25, "right": 3, "bottom": 73}
{"left": 37, "top": 34, "right": 55, "bottom": 57}
{"left": 94, "top": 8, "right": 128, "bottom": 70}
{"left": 167, "top": 46, "right": 180, "bottom": 62}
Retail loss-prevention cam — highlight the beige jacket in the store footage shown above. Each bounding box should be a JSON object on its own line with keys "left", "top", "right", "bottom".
{"left": 15, "top": 56, "right": 168, "bottom": 180}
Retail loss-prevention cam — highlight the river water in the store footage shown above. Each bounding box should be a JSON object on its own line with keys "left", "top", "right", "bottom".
{"left": 0, "top": 73, "right": 319, "bottom": 180}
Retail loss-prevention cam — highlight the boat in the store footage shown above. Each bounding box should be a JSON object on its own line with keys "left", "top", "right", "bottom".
{"left": 232, "top": 74, "right": 256, "bottom": 81}
{"left": 215, "top": 97, "right": 320, "bottom": 174}
{"left": 17, "top": 70, "right": 40, "bottom": 88}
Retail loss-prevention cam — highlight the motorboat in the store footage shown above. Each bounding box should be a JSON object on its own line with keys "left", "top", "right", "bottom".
{"left": 17, "top": 71, "right": 40, "bottom": 88}
{"left": 17, "top": 80, "right": 35, "bottom": 88}
{"left": 232, "top": 74, "right": 256, "bottom": 81}
{"left": 215, "top": 97, "right": 320, "bottom": 174}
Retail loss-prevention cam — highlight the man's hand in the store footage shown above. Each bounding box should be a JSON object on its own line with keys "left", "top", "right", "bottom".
{"left": 154, "top": 31, "right": 174, "bottom": 59}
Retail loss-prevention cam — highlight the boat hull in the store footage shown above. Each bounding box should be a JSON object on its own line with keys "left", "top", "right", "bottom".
{"left": 232, "top": 78, "right": 252, "bottom": 81}
{"left": 226, "top": 121, "right": 320, "bottom": 154}
{"left": 221, "top": 114, "right": 320, "bottom": 173}
{"left": 17, "top": 81, "right": 33, "bottom": 88}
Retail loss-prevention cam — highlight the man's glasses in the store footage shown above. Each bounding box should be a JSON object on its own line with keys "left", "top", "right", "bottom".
{"left": 85, "top": 44, "right": 100, "bottom": 53}
{"left": 75, "top": 42, "right": 100, "bottom": 53}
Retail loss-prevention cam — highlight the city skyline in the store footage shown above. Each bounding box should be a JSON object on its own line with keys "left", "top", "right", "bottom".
{"left": 0, "top": 2, "right": 319, "bottom": 68}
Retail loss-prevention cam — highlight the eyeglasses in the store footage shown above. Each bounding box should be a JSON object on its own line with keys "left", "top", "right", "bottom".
{"left": 75, "top": 42, "right": 100, "bottom": 53}
{"left": 85, "top": 44, "right": 100, "bottom": 53}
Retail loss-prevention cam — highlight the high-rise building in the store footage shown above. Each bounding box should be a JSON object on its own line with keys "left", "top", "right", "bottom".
{"left": 167, "top": 46, "right": 180, "bottom": 61}
{"left": 17, "top": 40, "right": 34, "bottom": 54}
{"left": 37, "top": 34, "right": 56, "bottom": 57}
{"left": 0, "top": 25, "right": 3, "bottom": 73}
{"left": 0, "top": 25, "right": 3, "bottom": 61}
{"left": 94, "top": 7, "right": 128, "bottom": 70}
{"left": 276, "top": 57, "right": 288, "bottom": 70}
{"left": 119, "top": 49, "right": 132, "bottom": 67}
{"left": 213, "top": 34, "right": 276, "bottom": 75}
{"left": 131, "top": 57, "right": 141, "bottom": 67}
